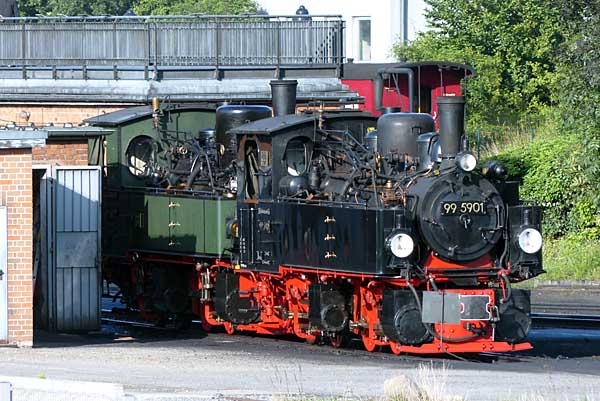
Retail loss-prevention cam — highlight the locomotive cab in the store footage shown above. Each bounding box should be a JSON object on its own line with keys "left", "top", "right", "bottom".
{"left": 233, "top": 113, "right": 399, "bottom": 275}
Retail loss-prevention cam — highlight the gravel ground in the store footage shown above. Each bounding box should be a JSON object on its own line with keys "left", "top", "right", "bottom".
{"left": 1, "top": 324, "right": 600, "bottom": 401}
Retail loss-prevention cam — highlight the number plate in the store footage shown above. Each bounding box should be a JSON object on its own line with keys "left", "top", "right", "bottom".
{"left": 441, "top": 201, "right": 486, "bottom": 215}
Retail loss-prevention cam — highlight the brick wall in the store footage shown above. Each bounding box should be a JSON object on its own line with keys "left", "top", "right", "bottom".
{"left": 0, "top": 105, "right": 124, "bottom": 127}
{"left": 0, "top": 148, "right": 33, "bottom": 346}
{"left": 32, "top": 140, "right": 88, "bottom": 166}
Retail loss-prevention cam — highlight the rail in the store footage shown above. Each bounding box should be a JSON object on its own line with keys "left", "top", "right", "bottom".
{"left": 531, "top": 301, "right": 600, "bottom": 327}
{"left": 0, "top": 15, "right": 344, "bottom": 70}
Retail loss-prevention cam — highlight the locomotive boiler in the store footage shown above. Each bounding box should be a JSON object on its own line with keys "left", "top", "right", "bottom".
{"left": 98, "top": 82, "right": 543, "bottom": 355}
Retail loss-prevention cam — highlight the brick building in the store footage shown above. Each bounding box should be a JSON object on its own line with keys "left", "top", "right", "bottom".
{"left": 33, "top": 127, "right": 109, "bottom": 167}
{"left": 0, "top": 127, "right": 110, "bottom": 346}
{"left": 0, "top": 105, "right": 125, "bottom": 128}
{"left": 0, "top": 131, "right": 46, "bottom": 346}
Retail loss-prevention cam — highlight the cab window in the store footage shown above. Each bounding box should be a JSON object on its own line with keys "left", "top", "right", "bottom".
{"left": 283, "top": 138, "right": 311, "bottom": 176}
{"left": 126, "top": 136, "right": 156, "bottom": 177}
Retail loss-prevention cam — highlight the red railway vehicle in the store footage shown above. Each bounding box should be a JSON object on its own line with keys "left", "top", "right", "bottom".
{"left": 343, "top": 61, "right": 474, "bottom": 119}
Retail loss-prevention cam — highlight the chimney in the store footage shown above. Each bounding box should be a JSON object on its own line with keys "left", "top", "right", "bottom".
{"left": 436, "top": 96, "right": 465, "bottom": 162}
{"left": 270, "top": 80, "right": 298, "bottom": 116}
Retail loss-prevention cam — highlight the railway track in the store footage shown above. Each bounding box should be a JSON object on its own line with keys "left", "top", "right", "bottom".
{"left": 101, "top": 308, "right": 197, "bottom": 331}
{"left": 99, "top": 309, "right": 525, "bottom": 363}
{"left": 530, "top": 301, "right": 600, "bottom": 327}
{"left": 103, "top": 283, "right": 600, "bottom": 330}
{"left": 100, "top": 304, "right": 600, "bottom": 364}
{"left": 531, "top": 301, "right": 600, "bottom": 315}
{"left": 103, "top": 299, "right": 600, "bottom": 334}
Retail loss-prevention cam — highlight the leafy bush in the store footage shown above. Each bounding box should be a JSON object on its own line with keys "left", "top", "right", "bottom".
{"left": 490, "top": 133, "right": 599, "bottom": 239}
{"left": 488, "top": 128, "right": 600, "bottom": 279}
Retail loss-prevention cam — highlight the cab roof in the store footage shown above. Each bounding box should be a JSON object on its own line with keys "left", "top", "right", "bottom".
{"left": 85, "top": 103, "right": 217, "bottom": 127}
{"left": 230, "top": 111, "right": 375, "bottom": 136}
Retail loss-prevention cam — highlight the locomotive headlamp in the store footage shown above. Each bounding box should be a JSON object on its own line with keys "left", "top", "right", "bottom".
{"left": 518, "top": 228, "right": 543, "bottom": 254}
{"left": 387, "top": 232, "right": 415, "bottom": 258}
{"left": 456, "top": 152, "right": 477, "bottom": 172}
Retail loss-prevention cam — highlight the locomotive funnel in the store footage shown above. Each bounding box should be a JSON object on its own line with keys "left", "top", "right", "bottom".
{"left": 437, "top": 96, "right": 465, "bottom": 161}
{"left": 270, "top": 80, "right": 298, "bottom": 116}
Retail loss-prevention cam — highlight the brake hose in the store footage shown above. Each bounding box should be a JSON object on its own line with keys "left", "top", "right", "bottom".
{"left": 500, "top": 273, "right": 512, "bottom": 304}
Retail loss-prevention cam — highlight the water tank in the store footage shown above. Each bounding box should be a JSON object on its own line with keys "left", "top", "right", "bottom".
{"left": 376, "top": 113, "right": 435, "bottom": 160}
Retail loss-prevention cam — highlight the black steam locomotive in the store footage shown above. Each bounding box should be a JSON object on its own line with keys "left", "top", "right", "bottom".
{"left": 100, "top": 81, "right": 543, "bottom": 354}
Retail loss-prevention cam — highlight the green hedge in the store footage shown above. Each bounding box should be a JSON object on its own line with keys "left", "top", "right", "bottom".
{"left": 492, "top": 134, "right": 599, "bottom": 239}
{"left": 490, "top": 133, "right": 600, "bottom": 279}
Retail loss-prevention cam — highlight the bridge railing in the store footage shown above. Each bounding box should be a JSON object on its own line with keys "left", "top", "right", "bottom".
{"left": 0, "top": 15, "right": 344, "bottom": 68}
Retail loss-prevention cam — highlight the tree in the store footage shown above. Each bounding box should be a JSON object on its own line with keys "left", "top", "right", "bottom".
{"left": 48, "top": 0, "right": 134, "bottom": 15}
{"left": 558, "top": 2, "right": 600, "bottom": 132}
{"left": 19, "top": 0, "right": 133, "bottom": 16}
{"left": 18, "top": 0, "right": 258, "bottom": 16}
{"left": 557, "top": 2, "right": 600, "bottom": 215}
{"left": 19, "top": 0, "right": 51, "bottom": 16}
{"left": 393, "top": 0, "right": 571, "bottom": 123}
{"left": 133, "top": 0, "right": 258, "bottom": 16}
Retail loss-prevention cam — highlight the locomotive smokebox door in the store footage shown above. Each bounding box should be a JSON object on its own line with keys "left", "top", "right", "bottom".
{"left": 414, "top": 172, "right": 505, "bottom": 262}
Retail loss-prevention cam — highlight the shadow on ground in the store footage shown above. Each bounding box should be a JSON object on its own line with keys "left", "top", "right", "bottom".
{"left": 522, "top": 327, "right": 600, "bottom": 358}
{"left": 33, "top": 322, "right": 210, "bottom": 349}
{"left": 33, "top": 322, "right": 600, "bottom": 363}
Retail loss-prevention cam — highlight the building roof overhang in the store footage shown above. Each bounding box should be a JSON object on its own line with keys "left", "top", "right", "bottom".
{"left": 0, "top": 130, "right": 47, "bottom": 149}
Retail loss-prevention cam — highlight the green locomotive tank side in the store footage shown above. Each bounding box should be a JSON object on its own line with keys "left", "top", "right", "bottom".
{"left": 125, "top": 193, "right": 236, "bottom": 256}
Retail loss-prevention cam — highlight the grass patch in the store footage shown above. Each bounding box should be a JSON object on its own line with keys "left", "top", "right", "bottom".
{"left": 470, "top": 110, "right": 558, "bottom": 159}
{"left": 474, "top": 125, "right": 535, "bottom": 159}
{"left": 541, "top": 235, "right": 600, "bottom": 280}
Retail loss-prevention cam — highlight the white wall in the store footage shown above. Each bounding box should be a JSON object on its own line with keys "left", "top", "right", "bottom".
{"left": 407, "top": 0, "right": 429, "bottom": 42}
{"left": 256, "top": 0, "right": 429, "bottom": 63}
